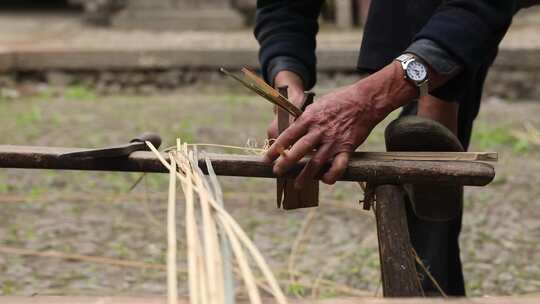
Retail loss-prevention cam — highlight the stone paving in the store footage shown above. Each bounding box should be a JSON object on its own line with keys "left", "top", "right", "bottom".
{"left": 1, "top": 8, "right": 539, "bottom": 99}
{"left": 0, "top": 7, "right": 539, "bottom": 60}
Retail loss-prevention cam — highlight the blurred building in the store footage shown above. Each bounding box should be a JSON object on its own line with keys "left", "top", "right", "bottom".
{"left": 71, "top": 0, "right": 368, "bottom": 30}
{"left": 0, "top": 0, "right": 368, "bottom": 30}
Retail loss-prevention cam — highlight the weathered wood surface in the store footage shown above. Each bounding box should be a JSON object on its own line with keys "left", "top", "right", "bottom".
{"left": 1, "top": 296, "right": 538, "bottom": 304}
{"left": 0, "top": 145, "right": 495, "bottom": 186}
{"left": 374, "top": 185, "right": 422, "bottom": 297}
{"left": 353, "top": 151, "right": 497, "bottom": 162}
{"left": 276, "top": 86, "right": 319, "bottom": 209}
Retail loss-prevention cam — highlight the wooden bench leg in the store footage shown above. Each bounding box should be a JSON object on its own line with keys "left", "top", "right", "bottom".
{"left": 374, "top": 185, "right": 423, "bottom": 297}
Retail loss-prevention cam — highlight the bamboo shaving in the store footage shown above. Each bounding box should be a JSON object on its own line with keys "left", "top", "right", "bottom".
{"left": 147, "top": 140, "right": 288, "bottom": 304}
{"left": 219, "top": 214, "right": 262, "bottom": 304}
{"left": 167, "top": 154, "right": 178, "bottom": 304}
{"left": 412, "top": 248, "right": 447, "bottom": 297}
{"left": 182, "top": 147, "right": 201, "bottom": 304}
{"left": 187, "top": 151, "right": 224, "bottom": 303}
{"left": 204, "top": 156, "right": 235, "bottom": 304}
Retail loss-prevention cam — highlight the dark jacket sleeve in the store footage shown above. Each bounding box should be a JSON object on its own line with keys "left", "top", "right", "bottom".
{"left": 254, "top": 0, "right": 324, "bottom": 89}
{"left": 413, "top": 0, "right": 517, "bottom": 71}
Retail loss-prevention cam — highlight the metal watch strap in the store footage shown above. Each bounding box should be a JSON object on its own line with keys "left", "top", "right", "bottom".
{"left": 396, "top": 53, "right": 414, "bottom": 64}
{"left": 396, "top": 54, "right": 429, "bottom": 98}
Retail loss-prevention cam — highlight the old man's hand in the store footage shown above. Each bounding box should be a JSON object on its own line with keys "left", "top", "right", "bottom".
{"left": 263, "top": 83, "right": 383, "bottom": 188}
{"left": 263, "top": 62, "right": 417, "bottom": 188}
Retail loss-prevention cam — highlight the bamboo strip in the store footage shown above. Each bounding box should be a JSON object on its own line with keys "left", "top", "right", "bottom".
{"left": 186, "top": 151, "right": 224, "bottom": 304}
{"left": 182, "top": 149, "right": 201, "bottom": 304}
{"left": 147, "top": 142, "right": 288, "bottom": 304}
{"left": 352, "top": 151, "right": 498, "bottom": 162}
{"left": 197, "top": 239, "right": 209, "bottom": 304}
{"left": 241, "top": 68, "right": 279, "bottom": 97}
{"left": 240, "top": 68, "right": 302, "bottom": 117}
{"left": 167, "top": 154, "right": 178, "bottom": 304}
{"left": 220, "top": 68, "right": 302, "bottom": 118}
{"left": 205, "top": 156, "right": 236, "bottom": 304}
{"left": 217, "top": 210, "right": 288, "bottom": 304}
{"left": 174, "top": 144, "right": 260, "bottom": 304}
{"left": 186, "top": 148, "right": 209, "bottom": 304}
{"left": 219, "top": 215, "right": 262, "bottom": 304}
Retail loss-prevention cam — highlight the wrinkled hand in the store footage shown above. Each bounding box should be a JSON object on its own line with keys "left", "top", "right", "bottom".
{"left": 263, "top": 84, "right": 383, "bottom": 188}
{"left": 265, "top": 62, "right": 418, "bottom": 188}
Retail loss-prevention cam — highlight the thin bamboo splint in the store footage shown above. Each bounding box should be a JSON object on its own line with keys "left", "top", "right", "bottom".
{"left": 151, "top": 141, "right": 287, "bottom": 304}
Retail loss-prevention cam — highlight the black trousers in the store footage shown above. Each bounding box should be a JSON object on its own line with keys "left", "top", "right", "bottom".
{"left": 398, "top": 51, "right": 497, "bottom": 296}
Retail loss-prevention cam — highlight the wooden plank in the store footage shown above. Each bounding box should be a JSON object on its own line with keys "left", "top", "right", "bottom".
{"left": 0, "top": 296, "right": 538, "bottom": 304}
{"left": 0, "top": 145, "right": 495, "bottom": 186}
{"left": 353, "top": 151, "right": 497, "bottom": 162}
{"left": 374, "top": 185, "right": 423, "bottom": 297}
{"left": 276, "top": 86, "right": 319, "bottom": 210}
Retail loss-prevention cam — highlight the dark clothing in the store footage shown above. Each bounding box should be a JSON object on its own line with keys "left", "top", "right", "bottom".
{"left": 404, "top": 191, "right": 466, "bottom": 295}
{"left": 398, "top": 47, "right": 496, "bottom": 295}
{"left": 358, "top": 0, "right": 516, "bottom": 103}
{"left": 255, "top": 0, "right": 523, "bottom": 92}
{"left": 358, "top": 0, "right": 516, "bottom": 73}
{"left": 255, "top": 0, "right": 323, "bottom": 88}
{"left": 254, "top": 0, "right": 532, "bottom": 296}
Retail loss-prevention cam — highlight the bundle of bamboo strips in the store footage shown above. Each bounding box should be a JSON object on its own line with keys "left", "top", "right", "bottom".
{"left": 147, "top": 140, "right": 288, "bottom": 304}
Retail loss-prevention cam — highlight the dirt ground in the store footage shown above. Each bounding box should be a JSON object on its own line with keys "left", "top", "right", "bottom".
{"left": 0, "top": 83, "right": 539, "bottom": 298}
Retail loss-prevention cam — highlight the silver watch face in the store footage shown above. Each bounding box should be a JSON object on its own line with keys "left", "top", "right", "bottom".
{"left": 406, "top": 60, "right": 427, "bottom": 82}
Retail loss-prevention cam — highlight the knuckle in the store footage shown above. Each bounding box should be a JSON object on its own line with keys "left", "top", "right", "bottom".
{"left": 335, "top": 164, "right": 346, "bottom": 174}
{"left": 300, "top": 135, "right": 316, "bottom": 147}
{"left": 295, "top": 116, "right": 309, "bottom": 127}
{"left": 300, "top": 110, "right": 316, "bottom": 122}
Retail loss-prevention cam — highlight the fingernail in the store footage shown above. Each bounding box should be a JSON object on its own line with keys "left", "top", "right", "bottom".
{"left": 273, "top": 165, "right": 283, "bottom": 176}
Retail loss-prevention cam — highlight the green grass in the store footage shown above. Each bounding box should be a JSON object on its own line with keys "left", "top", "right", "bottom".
{"left": 288, "top": 283, "right": 307, "bottom": 297}
{"left": 1, "top": 87, "right": 539, "bottom": 297}
{"left": 15, "top": 106, "right": 42, "bottom": 127}
{"left": 220, "top": 94, "right": 252, "bottom": 106}
{"left": 29, "top": 186, "right": 45, "bottom": 199}
{"left": 36, "top": 86, "right": 55, "bottom": 100}
{"left": 1, "top": 280, "right": 17, "bottom": 295}
{"left": 471, "top": 123, "right": 531, "bottom": 153}
{"left": 64, "top": 85, "right": 97, "bottom": 101}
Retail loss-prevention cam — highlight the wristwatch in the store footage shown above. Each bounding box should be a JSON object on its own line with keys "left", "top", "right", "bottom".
{"left": 396, "top": 54, "right": 429, "bottom": 98}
